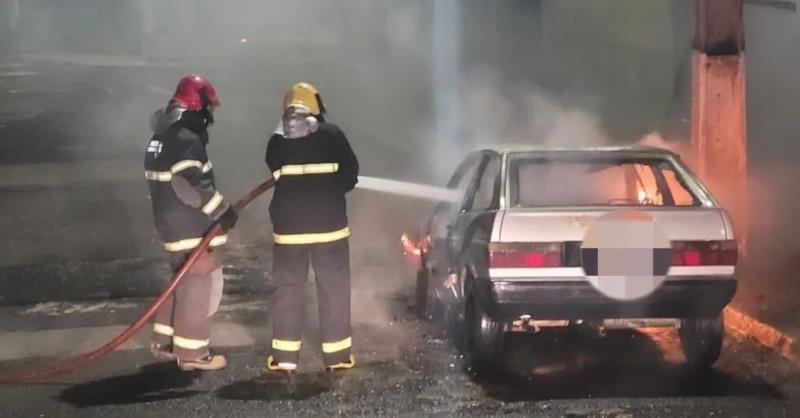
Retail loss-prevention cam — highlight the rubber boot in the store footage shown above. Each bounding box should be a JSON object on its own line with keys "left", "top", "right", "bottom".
{"left": 325, "top": 355, "right": 356, "bottom": 372}
{"left": 150, "top": 343, "right": 177, "bottom": 361}
{"left": 266, "top": 355, "right": 297, "bottom": 373}
{"left": 178, "top": 354, "right": 227, "bottom": 371}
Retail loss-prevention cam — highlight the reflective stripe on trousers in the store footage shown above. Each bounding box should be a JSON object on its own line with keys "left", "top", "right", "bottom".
{"left": 322, "top": 337, "right": 352, "bottom": 354}
{"left": 272, "top": 339, "right": 302, "bottom": 352}
{"left": 153, "top": 323, "right": 174, "bottom": 336}
{"left": 173, "top": 335, "right": 210, "bottom": 350}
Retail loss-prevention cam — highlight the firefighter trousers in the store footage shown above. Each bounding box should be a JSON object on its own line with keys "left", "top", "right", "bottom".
{"left": 152, "top": 249, "right": 223, "bottom": 361}
{"left": 269, "top": 239, "right": 352, "bottom": 367}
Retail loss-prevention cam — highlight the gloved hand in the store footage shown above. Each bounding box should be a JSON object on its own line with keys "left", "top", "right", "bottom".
{"left": 216, "top": 205, "right": 239, "bottom": 232}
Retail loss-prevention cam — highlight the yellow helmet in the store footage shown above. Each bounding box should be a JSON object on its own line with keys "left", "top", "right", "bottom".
{"left": 283, "top": 82, "right": 324, "bottom": 116}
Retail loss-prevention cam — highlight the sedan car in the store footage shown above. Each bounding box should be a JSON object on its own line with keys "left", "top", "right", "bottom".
{"left": 410, "top": 146, "right": 738, "bottom": 373}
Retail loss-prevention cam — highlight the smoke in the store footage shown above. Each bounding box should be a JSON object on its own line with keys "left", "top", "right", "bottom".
{"left": 638, "top": 131, "right": 692, "bottom": 158}
{"left": 418, "top": 61, "right": 691, "bottom": 182}
{"left": 421, "top": 64, "right": 697, "bottom": 185}
{"left": 420, "top": 65, "right": 614, "bottom": 184}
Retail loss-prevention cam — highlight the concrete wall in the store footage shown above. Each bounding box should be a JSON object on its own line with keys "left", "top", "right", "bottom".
{"left": 739, "top": 5, "right": 800, "bottom": 325}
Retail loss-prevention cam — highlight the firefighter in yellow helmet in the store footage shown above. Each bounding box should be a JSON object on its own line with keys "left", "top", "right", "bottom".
{"left": 265, "top": 83, "right": 359, "bottom": 372}
{"left": 283, "top": 82, "right": 326, "bottom": 117}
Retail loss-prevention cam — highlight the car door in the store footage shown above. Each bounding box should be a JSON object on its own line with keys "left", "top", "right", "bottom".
{"left": 447, "top": 152, "right": 502, "bottom": 280}
{"left": 425, "top": 153, "right": 483, "bottom": 279}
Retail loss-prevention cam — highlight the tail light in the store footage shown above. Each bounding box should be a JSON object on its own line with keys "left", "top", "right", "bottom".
{"left": 671, "top": 240, "right": 737, "bottom": 266}
{"left": 489, "top": 243, "right": 563, "bottom": 268}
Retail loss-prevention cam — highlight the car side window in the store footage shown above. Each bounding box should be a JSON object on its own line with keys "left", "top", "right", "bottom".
{"left": 430, "top": 157, "right": 480, "bottom": 237}
{"left": 467, "top": 155, "right": 501, "bottom": 212}
{"left": 449, "top": 158, "right": 481, "bottom": 199}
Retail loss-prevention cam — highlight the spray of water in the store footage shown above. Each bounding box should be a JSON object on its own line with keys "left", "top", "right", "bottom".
{"left": 356, "top": 175, "right": 460, "bottom": 202}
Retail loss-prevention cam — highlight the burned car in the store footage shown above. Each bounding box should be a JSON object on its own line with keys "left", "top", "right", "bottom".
{"left": 408, "top": 146, "right": 738, "bottom": 373}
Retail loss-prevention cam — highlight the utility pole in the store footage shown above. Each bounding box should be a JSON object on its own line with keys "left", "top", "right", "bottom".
{"left": 691, "top": 0, "right": 748, "bottom": 251}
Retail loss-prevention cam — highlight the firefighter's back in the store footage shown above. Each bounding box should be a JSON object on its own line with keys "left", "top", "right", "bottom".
{"left": 268, "top": 123, "right": 353, "bottom": 238}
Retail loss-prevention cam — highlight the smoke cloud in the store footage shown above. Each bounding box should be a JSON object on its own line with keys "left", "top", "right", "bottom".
{"left": 419, "top": 65, "right": 619, "bottom": 185}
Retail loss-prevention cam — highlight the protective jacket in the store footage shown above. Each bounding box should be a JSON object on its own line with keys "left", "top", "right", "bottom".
{"left": 145, "top": 107, "right": 230, "bottom": 252}
{"left": 265, "top": 122, "right": 359, "bottom": 244}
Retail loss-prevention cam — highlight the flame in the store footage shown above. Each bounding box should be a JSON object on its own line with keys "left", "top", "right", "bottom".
{"left": 638, "top": 187, "right": 648, "bottom": 204}
{"left": 400, "top": 233, "right": 421, "bottom": 256}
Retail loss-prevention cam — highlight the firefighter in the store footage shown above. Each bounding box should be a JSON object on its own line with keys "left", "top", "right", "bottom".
{"left": 144, "top": 74, "right": 238, "bottom": 371}
{"left": 265, "top": 82, "right": 359, "bottom": 372}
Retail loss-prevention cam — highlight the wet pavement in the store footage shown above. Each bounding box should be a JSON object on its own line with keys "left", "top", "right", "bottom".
{"left": 1, "top": 290, "right": 800, "bottom": 417}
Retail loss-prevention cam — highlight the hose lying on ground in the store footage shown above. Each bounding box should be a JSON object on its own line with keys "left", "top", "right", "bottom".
{"left": 0, "top": 178, "right": 276, "bottom": 384}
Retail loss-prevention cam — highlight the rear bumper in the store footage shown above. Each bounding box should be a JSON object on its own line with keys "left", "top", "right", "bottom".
{"left": 482, "top": 277, "right": 736, "bottom": 321}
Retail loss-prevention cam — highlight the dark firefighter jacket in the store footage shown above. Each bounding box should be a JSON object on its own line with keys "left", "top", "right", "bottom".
{"left": 265, "top": 123, "right": 359, "bottom": 244}
{"left": 144, "top": 107, "right": 230, "bottom": 252}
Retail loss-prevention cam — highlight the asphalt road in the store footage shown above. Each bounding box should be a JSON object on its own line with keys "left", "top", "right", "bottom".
{"left": 1, "top": 290, "right": 799, "bottom": 417}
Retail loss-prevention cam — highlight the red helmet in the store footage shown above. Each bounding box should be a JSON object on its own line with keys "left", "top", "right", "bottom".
{"left": 170, "top": 74, "right": 221, "bottom": 111}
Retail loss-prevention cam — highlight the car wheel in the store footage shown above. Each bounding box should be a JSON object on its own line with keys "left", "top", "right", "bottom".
{"left": 464, "top": 294, "right": 504, "bottom": 375}
{"left": 679, "top": 314, "right": 724, "bottom": 371}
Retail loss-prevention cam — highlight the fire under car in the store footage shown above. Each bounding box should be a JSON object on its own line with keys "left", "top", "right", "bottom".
{"left": 406, "top": 146, "right": 738, "bottom": 374}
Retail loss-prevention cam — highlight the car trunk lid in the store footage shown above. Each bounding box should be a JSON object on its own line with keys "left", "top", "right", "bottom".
{"left": 498, "top": 208, "right": 729, "bottom": 243}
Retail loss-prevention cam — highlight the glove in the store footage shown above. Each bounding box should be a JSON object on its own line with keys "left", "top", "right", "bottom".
{"left": 216, "top": 205, "right": 239, "bottom": 232}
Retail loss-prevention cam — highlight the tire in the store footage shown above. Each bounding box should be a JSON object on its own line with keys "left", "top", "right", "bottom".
{"left": 679, "top": 314, "right": 724, "bottom": 371}
{"left": 464, "top": 294, "right": 505, "bottom": 375}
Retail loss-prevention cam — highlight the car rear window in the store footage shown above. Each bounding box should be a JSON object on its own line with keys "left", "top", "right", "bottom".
{"left": 508, "top": 154, "right": 701, "bottom": 208}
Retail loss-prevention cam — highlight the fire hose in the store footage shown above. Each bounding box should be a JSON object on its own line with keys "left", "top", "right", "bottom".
{"left": 0, "top": 178, "right": 276, "bottom": 384}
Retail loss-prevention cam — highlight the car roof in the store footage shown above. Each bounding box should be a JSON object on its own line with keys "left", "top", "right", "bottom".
{"left": 475, "top": 144, "right": 680, "bottom": 158}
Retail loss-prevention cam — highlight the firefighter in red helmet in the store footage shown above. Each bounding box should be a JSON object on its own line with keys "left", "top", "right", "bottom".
{"left": 144, "top": 74, "right": 237, "bottom": 371}
{"left": 265, "top": 82, "right": 359, "bottom": 373}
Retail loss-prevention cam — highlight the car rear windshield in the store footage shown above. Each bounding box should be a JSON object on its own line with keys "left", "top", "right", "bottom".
{"left": 508, "top": 154, "right": 701, "bottom": 208}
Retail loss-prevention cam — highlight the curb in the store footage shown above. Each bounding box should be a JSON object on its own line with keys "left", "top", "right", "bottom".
{"left": 723, "top": 306, "right": 800, "bottom": 364}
